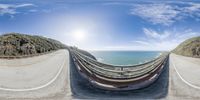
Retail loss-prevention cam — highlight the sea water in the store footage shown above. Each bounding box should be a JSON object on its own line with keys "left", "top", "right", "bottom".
{"left": 90, "top": 51, "right": 161, "bottom": 66}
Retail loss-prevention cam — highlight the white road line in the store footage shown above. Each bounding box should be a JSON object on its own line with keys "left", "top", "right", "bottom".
{"left": 171, "top": 57, "right": 200, "bottom": 90}
{"left": 0, "top": 51, "right": 67, "bottom": 92}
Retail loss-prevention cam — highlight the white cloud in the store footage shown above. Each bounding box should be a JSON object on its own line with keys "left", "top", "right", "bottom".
{"left": 91, "top": 28, "right": 199, "bottom": 51}
{"left": 143, "top": 28, "right": 170, "bottom": 39}
{"left": 104, "top": 45, "right": 148, "bottom": 51}
{"left": 132, "top": 28, "right": 199, "bottom": 51}
{"left": 132, "top": 41, "right": 150, "bottom": 45}
{"left": 175, "top": 29, "right": 198, "bottom": 39}
{"left": 29, "top": 9, "right": 37, "bottom": 13}
{"left": 131, "top": 4, "right": 179, "bottom": 25}
{"left": 130, "top": 2, "right": 200, "bottom": 25}
{"left": 15, "top": 4, "right": 34, "bottom": 8}
{"left": 0, "top": 3, "right": 34, "bottom": 16}
{"left": 183, "top": 2, "right": 200, "bottom": 12}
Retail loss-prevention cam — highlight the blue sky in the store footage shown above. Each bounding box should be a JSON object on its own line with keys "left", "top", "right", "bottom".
{"left": 0, "top": 0, "right": 200, "bottom": 51}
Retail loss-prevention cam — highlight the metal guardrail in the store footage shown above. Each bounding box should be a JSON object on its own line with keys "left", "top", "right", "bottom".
{"left": 74, "top": 55, "right": 165, "bottom": 79}
{"left": 73, "top": 49, "right": 166, "bottom": 70}
{"left": 72, "top": 50, "right": 167, "bottom": 71}
{"left": 71, "top": 49, "right": 168, "bottom": 79}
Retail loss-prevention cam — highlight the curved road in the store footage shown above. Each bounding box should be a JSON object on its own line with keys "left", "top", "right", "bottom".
{"left": 70, "top": 52, "right": 200, "bottom": 99}
{"left": 167, "top": 54, "right": 200, "bottom": 99}
{"left": 0, "top": 50, "right": 200, "bottom": 99}
{"left": 0, "top": 50, "right": 71, "bottom": 99}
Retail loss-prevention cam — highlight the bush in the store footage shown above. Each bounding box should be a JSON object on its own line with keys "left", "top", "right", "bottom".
{"left": 0, "top": 33, "right": 67, "bottom": 56}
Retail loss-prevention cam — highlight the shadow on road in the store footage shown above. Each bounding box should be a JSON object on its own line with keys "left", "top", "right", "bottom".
{"left": 69, "top": 54, "right": 169, "bottom": 99}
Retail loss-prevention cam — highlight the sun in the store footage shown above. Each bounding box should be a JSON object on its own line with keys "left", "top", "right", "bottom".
{"left": 72, "top": 29, "right": 86, "bottom": 41}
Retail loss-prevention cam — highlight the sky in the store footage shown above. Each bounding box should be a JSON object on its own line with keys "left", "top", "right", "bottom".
{"left": 0, "top": 0, "right": 200, "bottom": 51}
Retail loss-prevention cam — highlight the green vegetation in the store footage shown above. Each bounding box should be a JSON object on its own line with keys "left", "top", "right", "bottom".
{"left": 173, "top": 36, "right": 200, "bottom": 57}
{"left": 0, "top": 33, "right": 67, "bottom": 56}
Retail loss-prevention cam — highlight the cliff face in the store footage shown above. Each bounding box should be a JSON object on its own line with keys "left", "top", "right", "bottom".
{"left": 173, "top": 37, "right": 200, "bottom": 57}
{"left": 0, "top": 33, "right": 67, "bottom": 56}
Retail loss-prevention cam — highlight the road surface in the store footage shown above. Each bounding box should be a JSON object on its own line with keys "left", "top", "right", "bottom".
{"left": 0, "top": 50, "right": 71, "bottom": 100}
{"left": 70, "top": 52, "right": 200, "bottom": 99}
{"left": 0, "top": 50, "right": 200, "bottom": 99}
{"left": 167, "top": 53, "right": 200, "bottom": 99}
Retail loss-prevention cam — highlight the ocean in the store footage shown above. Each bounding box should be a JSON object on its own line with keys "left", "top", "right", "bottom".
{"left": 89, "top": 51, "right": 161, "bottom": 66}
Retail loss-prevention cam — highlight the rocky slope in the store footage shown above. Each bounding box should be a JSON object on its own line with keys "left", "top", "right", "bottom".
{"left": 173, "top": 36, "right": 200, "bottom": 57}
{"left": 0, "top": 33, "right": 67, "bottom": 56}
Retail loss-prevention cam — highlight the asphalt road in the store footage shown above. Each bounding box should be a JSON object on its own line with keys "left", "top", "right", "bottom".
{"left": 0, "top": 50, "right": 71, "bottom": 100}
{"left": 166, "top": 53, "right": 200, "bottom": 100}
{"left": 0, "top": 50, "right": 200, "bottom": 100}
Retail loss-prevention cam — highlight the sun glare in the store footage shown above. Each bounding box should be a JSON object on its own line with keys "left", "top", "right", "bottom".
{"left": 72, "top": 29, "right": 86, "bottom": 41}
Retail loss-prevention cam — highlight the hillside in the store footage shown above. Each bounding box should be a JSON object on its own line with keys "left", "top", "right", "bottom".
{"left": 173, "top": 36, "right": 200, "bottom": 57}
{"left": 69, "top": 46, "right": 96, "bottom": 60}
{"left": 0, "top": 33, "right": 67, "bottom": 57}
